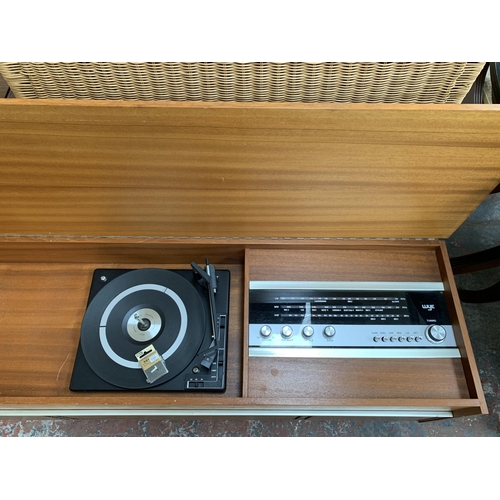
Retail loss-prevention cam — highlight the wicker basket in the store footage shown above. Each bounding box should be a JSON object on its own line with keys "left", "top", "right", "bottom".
{"left": 0, "top": 62, "right": 486, "bottom": 103}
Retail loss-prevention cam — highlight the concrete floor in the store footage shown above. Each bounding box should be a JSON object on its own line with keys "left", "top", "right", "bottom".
{"left": 0, "top": 73, "right": 499, "bottom": 436}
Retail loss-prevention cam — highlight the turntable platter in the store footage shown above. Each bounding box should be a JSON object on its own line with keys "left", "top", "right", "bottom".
{"left": 80, "top": 268, "right": 206, "bottom": 389}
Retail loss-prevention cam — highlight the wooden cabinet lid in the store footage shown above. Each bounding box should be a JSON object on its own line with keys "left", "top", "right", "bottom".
{"left": 1, "top": 100, "right": 499, "bottom": 239}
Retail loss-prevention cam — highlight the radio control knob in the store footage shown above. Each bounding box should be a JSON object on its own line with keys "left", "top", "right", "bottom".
{"left": 323, "top": 326, "right": 336, "bottom": 338}
{"left": 260, "top": 325, "right": 272, "bottom": 338}
{"left": 426, "top": 325, "right": 447, "bottom": 343}
{"left": 281, "top": 326, "right": 293, "bottom": 338}
{"left": 302, "top": 326, "right": 314, "bottom": 338}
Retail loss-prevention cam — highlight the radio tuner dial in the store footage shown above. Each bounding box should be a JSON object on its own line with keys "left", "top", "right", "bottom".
{"left": 425, "top": 325, "right": 447, "bottom": 343}
{"left": 281, "top": 326, "right": 293, "bottom": 338}
{"left": 260, "top": 325, "right": 272, "bottom": 338}
{"left": 323, "top": 326, "right": 336, "bottom": 338}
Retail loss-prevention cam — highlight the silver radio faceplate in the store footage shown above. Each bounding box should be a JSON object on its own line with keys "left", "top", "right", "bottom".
{"left": 248, "top": 281, "right": 457, "bottom": 358}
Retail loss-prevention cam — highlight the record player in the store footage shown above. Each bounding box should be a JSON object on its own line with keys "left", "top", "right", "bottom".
{"left": 70, "top": 260, "right": 230, "bottom": 391}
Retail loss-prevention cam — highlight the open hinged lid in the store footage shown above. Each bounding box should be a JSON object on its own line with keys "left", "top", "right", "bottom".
{"left": 1, "top": 99, "right": 499, "bottom": 240}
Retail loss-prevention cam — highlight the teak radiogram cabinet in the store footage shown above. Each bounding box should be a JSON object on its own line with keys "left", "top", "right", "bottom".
{"left": 0, "top": 99, "right": 499, "bottom": 419}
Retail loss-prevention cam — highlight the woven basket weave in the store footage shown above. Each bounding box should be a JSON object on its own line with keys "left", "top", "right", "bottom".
{"left": 0, "top": 62, "right": 485, "bottom": 103}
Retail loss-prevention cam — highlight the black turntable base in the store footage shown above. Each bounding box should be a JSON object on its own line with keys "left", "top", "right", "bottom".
{"left": 70, "top": 262, "right": 230, "bottom": 392}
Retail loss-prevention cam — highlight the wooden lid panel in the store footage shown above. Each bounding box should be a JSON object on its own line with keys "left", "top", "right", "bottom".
{"left": 1, "top": 100, "right": 499, "bottom": 239}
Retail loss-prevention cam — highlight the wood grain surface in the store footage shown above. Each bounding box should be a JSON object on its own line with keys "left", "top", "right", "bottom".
{"left": 245, "top": 246, "right": 443, "bottom": 282}
{"left": 0, "top": 261, "right": 243, "bottom": 399}
{"left": 0, "top": 238, "right": 486, "bottom": 415}
{"left": 244, "top": 246, "right": 472, "bottom": 405}
{"left": 247, "top": 358, "right": 469, "bottom": 399}
{"left": 0, "top": 98, "right": 492, "bottom": 416}
{"left": 1, "top": 100, "right": 499, "bottom": 239}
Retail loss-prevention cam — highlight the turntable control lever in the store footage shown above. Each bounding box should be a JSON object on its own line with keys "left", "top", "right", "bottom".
{"left": 200, "top": 347, "right": 217, "bottom": 369}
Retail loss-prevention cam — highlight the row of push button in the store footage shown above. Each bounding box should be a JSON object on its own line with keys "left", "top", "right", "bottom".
{"left": 373, "top": 335, "right": 423, "bottom": 343}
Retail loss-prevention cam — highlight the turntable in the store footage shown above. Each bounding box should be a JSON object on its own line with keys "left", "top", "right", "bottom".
{"left": 70, "top": 260, "right": 230, "bottom": 391}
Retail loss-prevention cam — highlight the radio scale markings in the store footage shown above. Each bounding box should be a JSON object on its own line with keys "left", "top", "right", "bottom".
{"left": 249, "top": 281, "right": 457, "bottom": 358}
